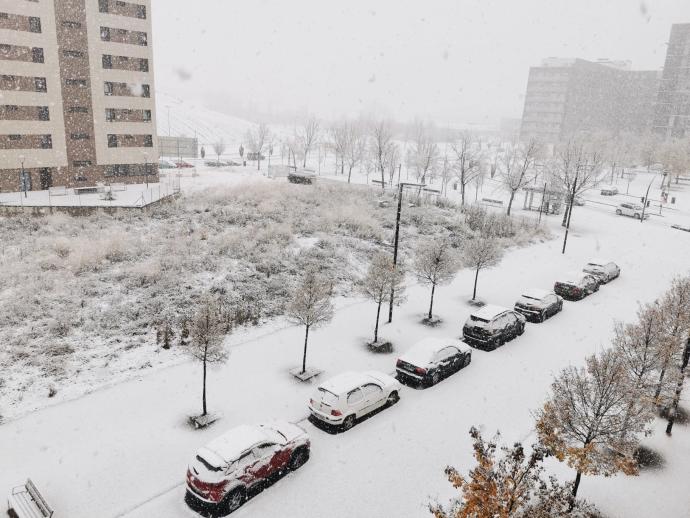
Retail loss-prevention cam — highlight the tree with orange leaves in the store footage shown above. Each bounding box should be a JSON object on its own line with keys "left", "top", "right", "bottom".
{"left": 535, "top": 349, "right": 653, "bottom": 500}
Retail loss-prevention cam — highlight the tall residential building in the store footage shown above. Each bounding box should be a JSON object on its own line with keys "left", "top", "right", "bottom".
{"left": 653, "top": 23, "right": 690, "bottom": 139}
{"left": 520, "top": 58, "right": 659, "bottom": 144}
{"left": 0, "top": 0, "right": 158, "bottom": 193}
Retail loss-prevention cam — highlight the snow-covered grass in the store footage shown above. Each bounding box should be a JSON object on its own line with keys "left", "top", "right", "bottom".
{"left": 0, "top": 178, "right": 544, "bottom": 420}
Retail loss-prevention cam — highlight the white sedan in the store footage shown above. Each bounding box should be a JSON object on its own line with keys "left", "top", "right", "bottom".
{"left": 309, "top": 371, "right": 401, "bottom": 430}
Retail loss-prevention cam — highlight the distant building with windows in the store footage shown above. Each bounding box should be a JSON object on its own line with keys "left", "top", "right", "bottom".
{"left": 519, "top": 58, "right": 659, "bottom": 145}
{"left": 0, "top": 0, "right": 158, "bottom": 193}
{"left": 653, "top": 23, "right": 690, "bottom": 139}
{"left": 158, "top": 136, "right": 198, "bottom": 159}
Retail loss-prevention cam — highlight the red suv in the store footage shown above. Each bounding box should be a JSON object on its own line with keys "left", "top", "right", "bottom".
{"left": 186, "top": 422, "right": 310, "bottom": 513}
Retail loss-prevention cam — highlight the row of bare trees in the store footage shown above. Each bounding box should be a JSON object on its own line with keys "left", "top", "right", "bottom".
{"left": 432, "top": 276, "right": 690, "bottom": 517}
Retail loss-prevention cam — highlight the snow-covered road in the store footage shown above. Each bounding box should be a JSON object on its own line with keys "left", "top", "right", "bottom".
{"left": 2, "top": 177, "right": 690, "bottom": 518}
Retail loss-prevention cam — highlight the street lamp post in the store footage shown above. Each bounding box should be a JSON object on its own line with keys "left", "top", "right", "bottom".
{"left": 388, "top": 181, "right": 425, "bottom": 323}
{"left": 640, "top": 174, "right": 657, "bottom": 224}
{"left": 18, "top": 154, "right": 27, "bottom": 197}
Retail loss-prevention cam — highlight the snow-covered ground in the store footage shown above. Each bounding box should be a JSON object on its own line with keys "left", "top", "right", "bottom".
{"left": 1, "top": 168, "right": 689, "bottom": 518}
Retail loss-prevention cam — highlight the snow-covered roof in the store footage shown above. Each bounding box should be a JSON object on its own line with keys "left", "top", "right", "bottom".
{"left": 471, "top": 304, "right": 510, "bottom": 321}
{"left": 204, "top": 425, "right": 270, "bottom": 462}
{"left": 319, "top": 372, "right": 373, "bottom": 395}
{"left": 520, "top": 288, "right": 552, "bottom": 301}
{"left": 399, "top": 338, "right": 470, "bottom": 366}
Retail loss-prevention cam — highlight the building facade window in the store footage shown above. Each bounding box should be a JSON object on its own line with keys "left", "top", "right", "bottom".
{"left": 100, "top": 26, "right": 111, "bottom": 41}
{"left": 136, "top": 4, "right": 146, "bottom": 18}
{"left": 105, "top": 108, "right": 115, "bottom": 121}
{"left": 107, "top": 134, "right": 118, "bottom": 147}
{"left": 144, "top": 134, "right": 153, "bottom": 147}
{"left": 141, "top": 84, "right": 150, "bottom": 97}
{"left": 139, "top": 58, "right": 148, "bottom": 72}
{"left": 65, "top": 78, "right": 87, "bottom": 86}
{"left": 99, "top": 0, "right": 109, "bottom": 12}
{"left": 62, "top": 20, "right": 82, "bottom": 28}
{"left": 71, "top": 133, "right": 90, "bottom": 140}
{"left": 28, "top": 17, "right": 41, "bottom": 33}
{"left": 63, "top": 50, "right": 84, "bottom": 58}
{"left": 34, "top": 77, "right": 47, "bottom": 92}
{"left": 102, "top": 54, "right": 112, "bottom": 68}
{"left": 38, "top": 106, "right": 49, "bottom": 121}
{"left": 9, "top": 134, "right": 21, "bottom": 140}
{"left": 104, "top": 81, "right": 113, "bottom": 95}
{"left": 73, "top": 160, "right": 92, "bottom": 167}
{"left": 137, "top": 32, "right": 147, "bottom": 46}
{"left": 40, "top": 134, "right": 52, "bottom": 148}
{"left": 31, "top": 47, "right": 44, "bottom": 63}
{"left": 69, "top": 106, "right": 89, "bottom": 113}
{"left": 143, "top": 109, "right": 151, "bottom": 121}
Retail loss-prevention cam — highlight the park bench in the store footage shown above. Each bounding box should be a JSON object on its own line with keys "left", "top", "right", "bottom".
{"left": 7, "top": 479, "right": 54, "bottom": 518}
{"left": 482, "top": 197, "right": 504, "bottom": 206}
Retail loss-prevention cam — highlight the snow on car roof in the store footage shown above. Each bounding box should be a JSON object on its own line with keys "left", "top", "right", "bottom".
{"left": 587, "top": 258, "right": 613, "bottom": 266}
{"left": 204, "top": 425, "right": 270, "bottom": 462}
{"left": 561, "top": 271, "right": 589, "bottom": 283}
{"left": 319, "top": 371, "right": 373, "bottom": 395}
{"left": 520, "top": 288, "right": 552, "bottom": 300}
{"left": 472, "top": 304, "right": 510, "bottom": 320}
{"left": 399, "top": 338, "right": 470, "bottom": 365}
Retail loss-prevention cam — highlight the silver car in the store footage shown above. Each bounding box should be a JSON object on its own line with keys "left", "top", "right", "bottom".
{"left": 309, "top": 371, "right": 401, "bottom": 430}
{"left": 583, "top": 259, "right": 620, "bottom": 284}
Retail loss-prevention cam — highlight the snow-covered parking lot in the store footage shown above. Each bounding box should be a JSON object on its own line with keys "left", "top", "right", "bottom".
{"left": 1, "top": 171, "right": 690, "bottom": 518}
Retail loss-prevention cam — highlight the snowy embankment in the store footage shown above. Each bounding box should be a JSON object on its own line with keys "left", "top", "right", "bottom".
{"left": 1, "top": 169, "right": 688, "bottom": 518}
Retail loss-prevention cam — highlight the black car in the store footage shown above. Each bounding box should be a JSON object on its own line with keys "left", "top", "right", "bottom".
{"left": 514, "top": 288, "right": 563, "bottom": 323}
{"left": 554, "top": 272, "right": 599, "bottom": 301}
{"left": 462, "top": 305, "right": 526, "bottom": 351}
{"left": 396, "top": 338, "right": 472, "bottom": 387}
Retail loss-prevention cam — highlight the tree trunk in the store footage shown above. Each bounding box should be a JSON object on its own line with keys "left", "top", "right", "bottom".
{"left": 654, "top": 365, "right": 667, "bottom": 402}
{"left": 301, "top": 324, "right": 310, "bottom": 374}
{"left": 202, "top": 346, "right": 208, "bottom": 416}
{"left": 428, "top": 283, "right": 436, "bottom": 320}
{"left": 303, "top": 153, "right": 307, "bottom": 168}
{"left": 341, "top": 161, "right": 344, "bottom": 176}
{"left": 460, "top": 180, "right": 466, "bottom": 206}
{"left": 666, "top": 338, "right": 690, "bottom": 434}
{"left": 561, "top": 202, "right": 570, "bottom": 227}
{"left": 380, "top": 164, "right": 386, "bottom": 191}
{"left": 347, "top": 165, "right": 353, "bottom": 183}
{"left": 472, "top": 268, "right": 480, "bottom": 300}
{"left": 257, "top": 157, "right": 261, "bottom": 171}
{"left": 571, "top": 471, "right": 582, "bottom": 498}
{"left": 506, "top": 190, "right": 516, "bottom": 216}
{"left": 374, "top": 300, "right": 382, "bottom": 343}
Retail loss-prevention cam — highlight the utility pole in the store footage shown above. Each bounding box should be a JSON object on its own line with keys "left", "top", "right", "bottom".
{"left": 640, "top": 174, "right": 656, "bottom": 223}
{"left": 561, "top": 167, "right": 580, "bottom": 254}
{"left": 388, "top": 182, "right": 425, "bottom": 323}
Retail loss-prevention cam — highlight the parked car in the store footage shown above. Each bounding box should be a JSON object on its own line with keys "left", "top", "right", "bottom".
{"left": 186, "top": 422, "right": 310, "bottom": 513}
{"left": 583, "top": 259, "right": 620, "bottom": 284}
{"left": 513, "top": 288, "right": 563, "bottom": 323}
{"left": 158, "top": 158, "right": 177, "bottom": 169}
{"left": 396, "top": 338, "right": 472, "bottom": 387}
{"left": 176, "top": 160, "right": 194, "bottom": 168}
{"left": 309, "top": 371, "right": 401, "bottom": 430}
{"left": 600, "top": 185, "right": 619, "bottom": 196}
{"left": 288, "top": 170, "right": 317, "bottom": 184}
{"left": 247, "top": 152, "right": 265, "bottom": 161}
{"left": 615, "top": 202, "right": 648, "bottom": 219}
{"left": 554, "top": 272, "right": 600, "bottom": 301}
{"left": 462, "top": 305, "right": 526, "bottom": 351}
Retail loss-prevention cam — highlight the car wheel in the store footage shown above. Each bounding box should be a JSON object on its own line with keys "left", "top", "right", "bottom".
{"left": 342, "top": 415, "right": 356, "bottom": 431}
{"left": 496, "top": 335, "right": 505, "bottom": 347}
{"left": 539, "top": 310, "right": 547, "bottom": 323}
{"left": 387, "top": 390, "right": 400, "bottom": 405}
{"left": 289, "top": 447, "right": 310, "bottom": 470}
{"left": 463, "top": 354, "right": 471, "bottom": 367}
{"left": 615, "top": 209, "right": 622, "bottom": 215}
{"left": 634, "top": 213, "right": 641, "bottom": 219}
{"left": 558, "top": 301, "right": 563, "bottom": 312}
{"left": 224, "top": 487, "right": 245, "bottom": 513}
{"left": 431, "top": 371, "right": 441, "bottom": 386}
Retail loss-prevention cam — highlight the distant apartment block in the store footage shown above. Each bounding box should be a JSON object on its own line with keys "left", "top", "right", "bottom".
{"left": 653, "top": 23, "right": 690, "bottom": 139}
{"left": 0, "top": 0, "right": 158, "bottom": 193}
{"left": 520, "top": 58, "right": 659, "bottom": 144}
{"left": 159, "top": 135, "right": 198, "bottom": 159}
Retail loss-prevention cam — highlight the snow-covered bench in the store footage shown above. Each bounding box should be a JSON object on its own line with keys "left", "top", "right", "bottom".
{"left": 7, "top": 479, "right": 54, "bottom": 518}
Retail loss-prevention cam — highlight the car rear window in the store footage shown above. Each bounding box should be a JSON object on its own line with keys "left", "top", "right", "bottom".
{"left": 317, "top": 388, "right": 339, "bottom": 405}
{"left": 196, "top": 455, "right": 222, "bottom": 472}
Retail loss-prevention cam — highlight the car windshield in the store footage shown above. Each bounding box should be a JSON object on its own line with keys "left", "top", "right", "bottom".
{"left": 316, "top": 388, "right": 339, "bottom": 405}
{"left": 586, "top": 263, "right": 602, "bottom": 269}
{"left": 522, "top": 294, "right": 541, "bottom": 301}
{"left": 196, "top": 454, "right": 222, "bottom": 473}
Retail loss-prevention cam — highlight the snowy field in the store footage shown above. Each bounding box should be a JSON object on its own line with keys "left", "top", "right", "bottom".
{"left": 1, "top": 167, "right": 689, "bottom": 518}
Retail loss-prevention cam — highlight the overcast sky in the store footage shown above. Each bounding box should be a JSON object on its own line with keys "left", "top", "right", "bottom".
{"left": 151, "top": 0, "right": 688, "bottom": 127}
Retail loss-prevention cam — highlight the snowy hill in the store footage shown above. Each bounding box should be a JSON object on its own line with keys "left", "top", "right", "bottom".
{"left": 155, "top": 91, "right": 256, "bottom": 155}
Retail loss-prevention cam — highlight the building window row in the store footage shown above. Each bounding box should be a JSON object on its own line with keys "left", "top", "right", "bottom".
{"left": 62, "top": 49, "right": 85, "bottom": 59}
{"left": 104, "top": 81, "right": 150, "bottom": 97}
{"left": 0, "top": 75, "right": 47, "bottom": 92}
{"left": 0, "top": 134, "right": 52, "bottom": 149}
{"left": 100, "top": 26, "right": 148, "bottom": 46}
{"left": 73, "top": 160, "right": 92, "bottom": 167}
{"left": 71, "top": 133, "right": 90, "bottom": 140}
{"left": 98, "top": 0, "right": 147, "bottom": 20}
{"left": 107, "top": 133, "right": 153, "bottom": 148}
{"left": 0, "top": 13, "right": 41, "bottom": 33}
{"left": 105, "top": 108, "right": 151, "bottom": 122}
{"left": 0, "top": 44, "right": 44, "bottom": 63}
{"left": 102, "top": 54, "right": 149, "bottom": 72}
{"left": 0, "top": 105, "right": 49, "bottom": 121}
{"left": 62, "top": 20, "right": 82, "bottom": 29}
{"left": 68, "top": 106, "right": 89, "bottom": 113}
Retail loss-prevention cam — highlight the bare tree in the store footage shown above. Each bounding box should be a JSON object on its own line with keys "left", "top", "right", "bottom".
{"left": 286, "top": 269, "right": 334, "bottom": 375}
{"left": 460, "top": 237, "right": 502, "bottom": 301}
{"left": 212, "top": 138, "right": 226, "bottom": 166}
{"left": 187, "top": 297, "right": 228, "bottom": 417}
{"left": 411, "top": 122, "right": 440, "bottom": 184}
{"left": 637, "top": 131, "right": 662, "bottom": 172}
{"left": 329, "top": 121, "right": 348, "bottom": 175}
{"left": 361, "top": 253, "right": 405, "bottom": 344}
{"left": 498, "top": 138, "right": 540, "bottom": 216}
{"left": 344, "top": 122, "right": 366, "bottom": 183}
{"left": 451, "top": 132, "right": 482, "bottom": 207}
{"left": 535, "top": 350, "right": 653, "bottom": 499}
{"left": 548, "top": 139, "right": 604, "bottom": 227}
{"left": 413, "top": 239, "right": 458, "bottom": 321}
{"left": 296, "top": 117, "right": 320, "bottom": 168}
{"left": 370, "top": 119, "right": 394, "bottom": 190}
{"left": 245, "top": 123, "right": 270, "bottom": 171}
{"left": 658, "top": 138, "right": 690, "bottom": 187}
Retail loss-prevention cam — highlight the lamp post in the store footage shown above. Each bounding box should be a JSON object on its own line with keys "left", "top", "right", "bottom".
{"left": 142, "top": 152, "right": 149, "bottom": 189}
{"left": 18, "top": 154, "right": 27, "bottom": 197}
{"left": 388, "top": 181, "right": 425, "bottom": 323}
